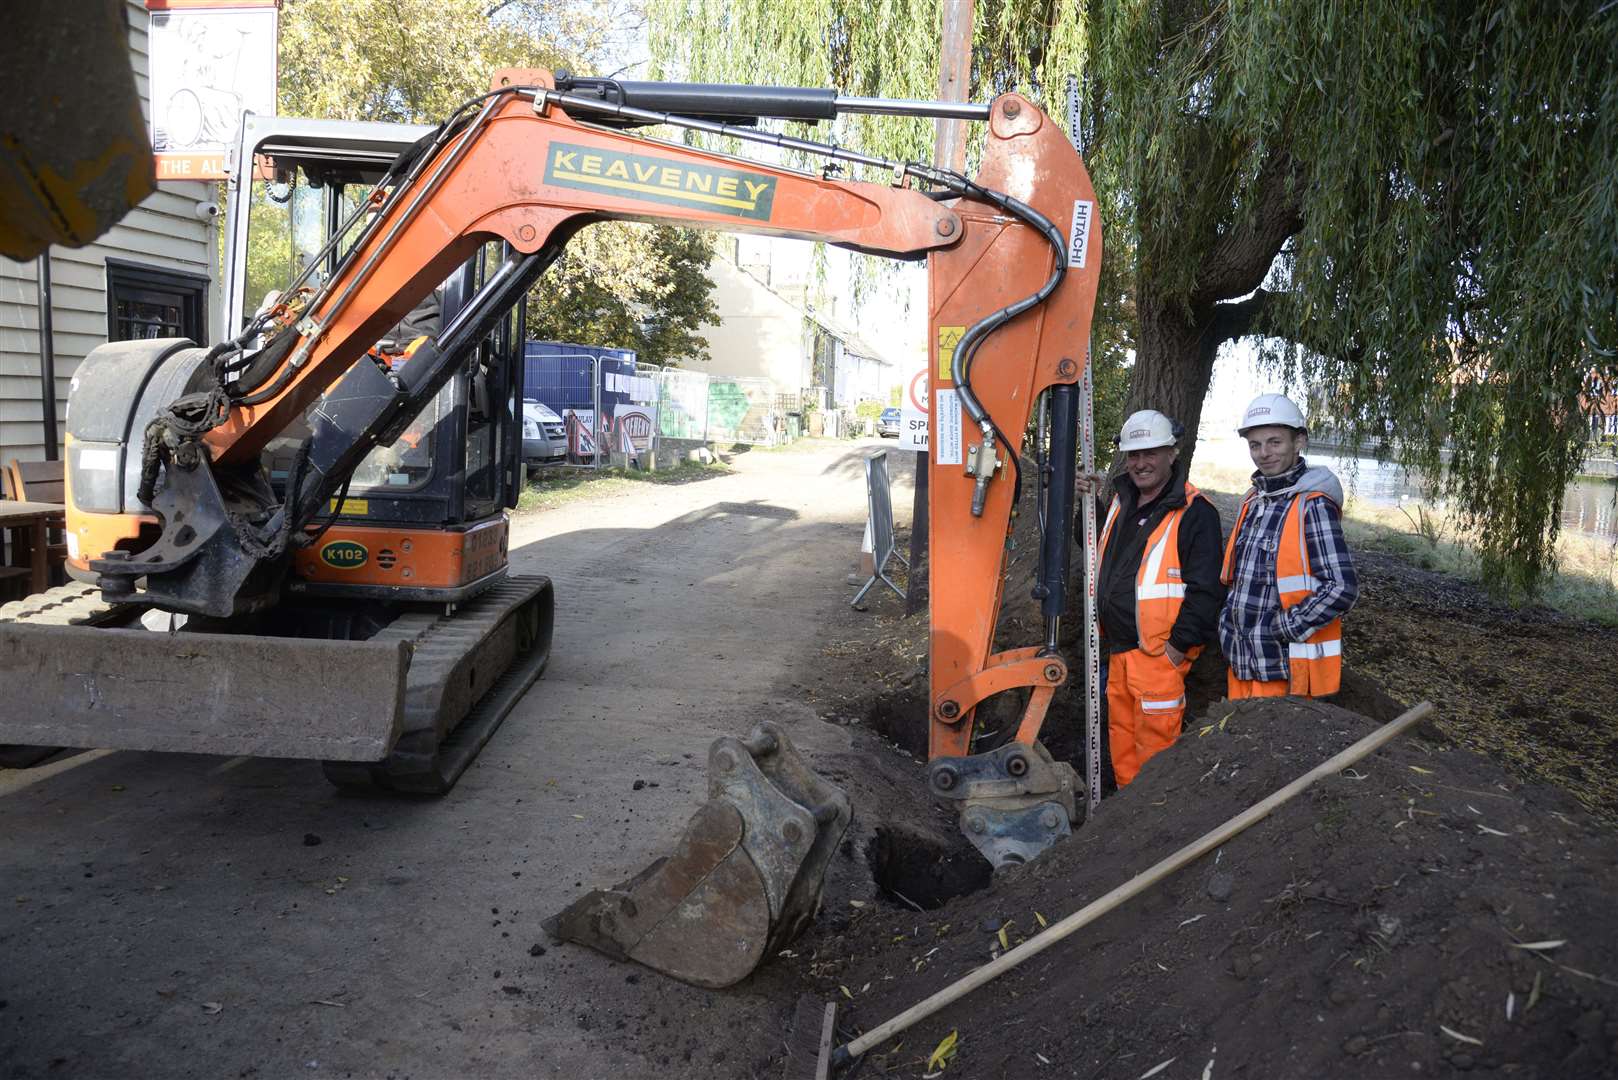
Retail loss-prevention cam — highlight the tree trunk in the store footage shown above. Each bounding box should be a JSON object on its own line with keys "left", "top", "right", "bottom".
{"left": 1125, "top": 286, "right": 1226, "bottom": 469}
{"left": 1120, "top": 142, "right": 1303, "bottom": 471}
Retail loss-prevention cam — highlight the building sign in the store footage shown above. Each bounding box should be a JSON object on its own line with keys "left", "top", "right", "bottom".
{"left": 544, "top": 143, "right": 777, "bottom": 221}
{"left": 147, "top": 1, "right": 279, "bottom": 181}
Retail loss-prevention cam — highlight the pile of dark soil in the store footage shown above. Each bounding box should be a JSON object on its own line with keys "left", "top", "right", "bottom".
{"left": 779, "top": 467, "right": 1618, "bottom": 1078}
{"left": 824, "top": 481, "right": 1618, "bottom": 822}
{"left": 1345, "top": 551, "right": 1618, "bottom": 825}
{"left": 790, "top": 698, "right": 1618, "bottom": 1078}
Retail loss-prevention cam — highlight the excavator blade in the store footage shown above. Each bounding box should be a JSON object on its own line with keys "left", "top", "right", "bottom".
{"left": 545, "top": 721, "right": 851, "bottom": 988}
{"left": 0, "top": 576, "right": 553, "bottom": 793}
{"left": 0, "top": 615, "right": 410, "bottom": 760}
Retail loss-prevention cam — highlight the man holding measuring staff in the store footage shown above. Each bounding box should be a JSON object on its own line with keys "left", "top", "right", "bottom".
{"left": 1077, "top": 409, "right": 1224, "bottom": 787}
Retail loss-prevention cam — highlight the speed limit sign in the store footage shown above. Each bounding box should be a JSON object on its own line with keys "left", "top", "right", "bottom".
{"left": 899, "top": 368, "right": 929, "bottom": 452}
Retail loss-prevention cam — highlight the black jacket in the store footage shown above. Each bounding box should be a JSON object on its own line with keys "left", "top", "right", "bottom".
{"left": 1091, "top": 458, "right": 1225, "bottom": 656}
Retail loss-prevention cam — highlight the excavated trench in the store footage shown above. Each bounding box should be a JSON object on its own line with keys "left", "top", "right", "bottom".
{"left": 866, "top": 824, "right": 992, "bottom": 910}
{"left": 848, "top": 651, "right": 1411, "bottom": 918}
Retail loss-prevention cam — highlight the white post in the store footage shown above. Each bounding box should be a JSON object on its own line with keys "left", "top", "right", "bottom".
{"left": 1067, "top": 74, "right": 1103, "bottom": 811}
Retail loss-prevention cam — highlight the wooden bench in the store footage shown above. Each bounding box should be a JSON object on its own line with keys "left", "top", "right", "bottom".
{"left": 3, "top": 458, "right": 67, "bottom": 591}
{"left": 7, "top": 458, "right": 65, "bottom": 504}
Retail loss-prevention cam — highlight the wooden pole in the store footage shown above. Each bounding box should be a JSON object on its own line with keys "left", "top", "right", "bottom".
{"left": 934, "top": 1, "right": 974, "bottom": 174}
{"left": 910, "top": 0, "right": 974, "bottom": 617}
{"left": 837, "top": 702, "right": 1436, "bottom": 1064}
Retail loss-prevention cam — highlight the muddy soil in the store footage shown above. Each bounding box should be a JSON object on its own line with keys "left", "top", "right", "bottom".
{"left": 775, "top": 478, "right": 1618, "bottom": 1079}
{"left": 800, "top": 698, "right": 1618, "bottom": 1079}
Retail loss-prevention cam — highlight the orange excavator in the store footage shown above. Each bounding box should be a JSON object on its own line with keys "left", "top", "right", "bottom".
{"left": 0, "top": 71, "right": 1100, "bottom": 986}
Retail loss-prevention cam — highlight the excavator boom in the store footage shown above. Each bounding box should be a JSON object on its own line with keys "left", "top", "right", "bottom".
{"left": 6, "top": 71, "right": 1101, "bottom": 985}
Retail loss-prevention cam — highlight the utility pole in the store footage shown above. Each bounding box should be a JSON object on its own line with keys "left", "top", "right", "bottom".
{"left": 908, "top": 0, "right": 974, "bottom": 615}
{"left": 935, "top": 1, "right": 974, "bottom": 173}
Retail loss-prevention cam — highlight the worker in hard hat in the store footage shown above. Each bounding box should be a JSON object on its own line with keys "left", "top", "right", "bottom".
{"left": 1219, "top": 393, "right": 1359, "bottom": 699}
{"left": 1077, "top": 410, "right": 1224, "bottom": 786}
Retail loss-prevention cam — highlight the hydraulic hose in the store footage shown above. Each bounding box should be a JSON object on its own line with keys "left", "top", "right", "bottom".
{"left": 904, "top": 162, "right": 1071, "bottom": 509}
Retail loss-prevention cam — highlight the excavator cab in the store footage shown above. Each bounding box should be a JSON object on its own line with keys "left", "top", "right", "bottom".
{"left": 231, "top": 125, "right": 526, "bottom": 604}
{"left": 0, "top": 116, "right": 554, "bottom": 794}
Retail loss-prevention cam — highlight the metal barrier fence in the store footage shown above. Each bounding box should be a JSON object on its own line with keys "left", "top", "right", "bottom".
{"left": 651, "top": 369, "right": 797, "bottom": 448}
{"left": 525, "top": 347, "right": 809, "bottom": 470}
{"left": 526, "top": 351, "right": 604, "bottom": 467}
{"left": 851, "top": 449, "right": 906, "bottom": 606}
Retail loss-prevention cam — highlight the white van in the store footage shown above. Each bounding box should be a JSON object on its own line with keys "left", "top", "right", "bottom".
{"left": 522, "top": 400, "right": 568, "bottom": 465}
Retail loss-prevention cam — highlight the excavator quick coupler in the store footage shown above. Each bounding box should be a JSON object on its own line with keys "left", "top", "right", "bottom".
{"left": 927, "top": 740, "right": 1079, "bottom": 869}
{"left": 543, "top": 721, "right": 851, "bottom": 988}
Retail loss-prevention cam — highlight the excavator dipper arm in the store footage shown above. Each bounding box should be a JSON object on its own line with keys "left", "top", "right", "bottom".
{"left": 73, "top": 73, "right": 1100, "bottom": 960}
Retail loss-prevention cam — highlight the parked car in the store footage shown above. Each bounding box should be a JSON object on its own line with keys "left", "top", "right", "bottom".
{"left": 522, "top": 400, "right": 568, "bottom": 465}
{"left": 878, "top": 406, "right": 902, "bottom": 437}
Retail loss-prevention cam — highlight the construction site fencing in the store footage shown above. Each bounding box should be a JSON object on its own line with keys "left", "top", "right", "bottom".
{"left": 524, "top": 348, "right": 803, "bottom": 468}
{"left": 525, "top": 345, "right": 656, "bottom": 470}
{"left": 651, "top": 369, "right": 795, "bottom": 448}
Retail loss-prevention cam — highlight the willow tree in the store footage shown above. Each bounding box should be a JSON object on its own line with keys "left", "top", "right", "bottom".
{"left": 644, "top": 0, "right": 1134, "bottom": 394}
{"left": 650, "top": 0, "right": 1618, "bottom": 595}
{"left": 278, "top": 0, "right": 718, "bottom": 365}
{"left": 1094, "top": 1, "right": 1618, "bottom": 597}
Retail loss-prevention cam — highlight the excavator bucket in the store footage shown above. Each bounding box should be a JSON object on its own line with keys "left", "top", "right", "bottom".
{"left": 544, "top": 721, "right": 850, "bottom": 988}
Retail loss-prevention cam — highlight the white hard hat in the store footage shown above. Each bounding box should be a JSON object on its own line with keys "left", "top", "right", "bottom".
{"left": 1237, "top": 393, "right": 1306, "bottom": 435}
{"left": 1117, "top": 410, "right": 1180, "bottom": 452}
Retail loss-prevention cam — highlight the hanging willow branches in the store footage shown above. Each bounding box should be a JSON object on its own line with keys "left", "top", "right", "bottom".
{"left": 649, "top": 0, "right": 1618, "bottom": 598}
{"left": 1087, "top": 0, "right": 1618, "bottom": 597}
{"left": 646, "top": 0, "right": 1133, "bottom": 435}
{"left": 648, "top": 0, "right": 1083, "bottom": 168}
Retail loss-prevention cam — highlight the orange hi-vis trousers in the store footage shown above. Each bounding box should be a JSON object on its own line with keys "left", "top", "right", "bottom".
{"left": 1107, "top": 648, "right": 1192, "bottom": 787}
{"left": 1226, "top": 673, "right": 1293, "bottom": 700}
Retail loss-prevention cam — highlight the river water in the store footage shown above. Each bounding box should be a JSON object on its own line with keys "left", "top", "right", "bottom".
{"left": 1197, "top": 438, "right": 1618, "bottom": 541}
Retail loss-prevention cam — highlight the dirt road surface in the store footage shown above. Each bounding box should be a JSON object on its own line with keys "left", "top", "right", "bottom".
{"left": 0, "top": 439, "right": 908, "bottom": 1079}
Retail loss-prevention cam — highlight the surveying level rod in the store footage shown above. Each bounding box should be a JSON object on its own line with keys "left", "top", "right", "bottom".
{"left": 1065, "top": 74, "right": 1103, "bottom": 811}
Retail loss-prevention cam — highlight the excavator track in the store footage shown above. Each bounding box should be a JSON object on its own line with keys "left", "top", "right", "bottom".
{"left": 0, "top": 577, "right": 553, "bottom": 792}
{"left": 0, "top": 581, "right": 135, "bottom": 627}
{"left": 321, "top": 574, "right": 555, "bottom": 795}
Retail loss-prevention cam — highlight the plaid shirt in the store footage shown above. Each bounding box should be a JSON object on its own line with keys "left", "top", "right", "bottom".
{"left": 1218, "top": 458, "right": 1359, "bottom": 682}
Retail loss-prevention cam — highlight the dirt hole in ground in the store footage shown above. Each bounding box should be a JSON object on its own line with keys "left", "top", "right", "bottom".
{"left": 864, "top": 686, "right": 928, "bottom": 758}
{"left": 866, "top": 825, "right": 992, "bottom": 911}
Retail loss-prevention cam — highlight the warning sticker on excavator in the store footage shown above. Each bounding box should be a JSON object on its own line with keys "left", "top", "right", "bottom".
{"left": 935, "top": 389, "right": 963, "bottom": 465}
{"left": 544, "top": 143, "right": 777, "bottom": 221}
{"left": 327, "top": 497, "right": 368, "bottom": 516}
{"left": 319, "top": 540, "right": 369, "bottom": 570}
{"left": 936, "top": 325, "right": 965, "bottom": 381}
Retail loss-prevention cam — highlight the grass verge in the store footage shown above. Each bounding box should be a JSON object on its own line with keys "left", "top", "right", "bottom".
{"left": 515, "top": 460, "right": 731, "bottom": 513}
{"left": 1190, "top": 458, "right": 1618, "bottom": 626}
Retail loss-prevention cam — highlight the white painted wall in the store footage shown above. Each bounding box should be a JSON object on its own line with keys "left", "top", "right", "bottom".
{"left": 692, "top": 254, "right": 811, "bottom": 392}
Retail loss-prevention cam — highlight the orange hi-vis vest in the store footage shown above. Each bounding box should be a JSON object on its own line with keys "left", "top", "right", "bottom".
{"left": 1220, "top": 489, "right": 1342, "bottom": 695}
{"left": 1099, "top": 481, "right": 1207, "bottom": 658}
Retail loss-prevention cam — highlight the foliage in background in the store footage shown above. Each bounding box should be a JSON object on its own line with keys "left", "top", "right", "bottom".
{"left": 1088, "top": 0, "right": 1618, "bottom": 598}
{"left": 651, "top": 0, "right": 1618, "bottom": 599}
{"left": 526, "top": 225, "right": 719, "bottom": 366}
{"left": 648, "top": 0, "right": 1082, "bottom": 162}
{"left": 276, "top": 0, "right": 718, "bottom": 366}
{"left": 646, "top": 0, "right": 1130, "bottom": 452}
